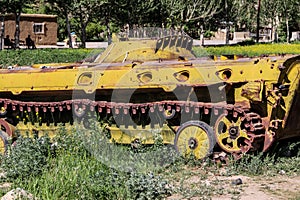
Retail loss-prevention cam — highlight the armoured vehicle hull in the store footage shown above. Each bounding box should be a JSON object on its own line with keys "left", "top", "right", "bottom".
{"left": 0, "top": 30, "right": 300, "bottom": 159}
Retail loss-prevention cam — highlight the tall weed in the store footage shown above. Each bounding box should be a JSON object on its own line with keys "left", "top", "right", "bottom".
{"left": 227, "top": 141, "right": 300, "bottom": 176}
{"left": 1, "top": 124, "right": 173, "bottom": 199}
{"left": 1, "top": 135, "right": 51, "bottom": 180}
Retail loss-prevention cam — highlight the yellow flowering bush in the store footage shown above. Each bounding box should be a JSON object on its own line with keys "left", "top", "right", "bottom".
{"left": 194, "top": 44, "right": 300, "bottom": 57}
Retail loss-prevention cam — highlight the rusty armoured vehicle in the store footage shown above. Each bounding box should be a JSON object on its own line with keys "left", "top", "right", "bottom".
{"left": 0, "top": 28, "right": 299, "bottom": 160}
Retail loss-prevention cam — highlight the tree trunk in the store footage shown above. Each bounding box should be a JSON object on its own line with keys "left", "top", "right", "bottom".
{"left": 79, "top": 6, "right": 87, "bottom": 48}
{"left": 225, "top": 24, "right": 230, "bottom": 45}
{"left": 14, "top": 12, "right": 21, "bottom": 49}
{"left": 225, "top": 0, "right": 229, "bottom": 45}
{"left": 80, "top": 23, "right": 87, "bottom": 49}
{"left": 107, "top": 24, "right": 111, "bottom": 45}
{"left": 106, "top": 19, "right": 112, "bottom": 45}
{"left": 275, "top": 15, "right": 280, "bottom": 43}
{"left": 286, "top": 16, "right": 289, "bottom": 43}
{"left": 65, "top": 12, "right": 73, "bottom": 48}
{"left": 199, "top": 25, "right": 204, "bottom": 46}
{"left": 0, "top": 15, "right": 4, "bottom": 50}
{"left": 271, "top": 19, "right": 274, "bottom": 42}
{"left": 256, "top": 0, "right": 261, "bottom": 43}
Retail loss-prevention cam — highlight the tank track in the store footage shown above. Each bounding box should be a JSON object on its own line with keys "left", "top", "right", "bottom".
{"left": 0, "top": 98, "right": 266, "bottom": 154}
{"left": 1, "top": 98, "right": 247, "bottom": 124}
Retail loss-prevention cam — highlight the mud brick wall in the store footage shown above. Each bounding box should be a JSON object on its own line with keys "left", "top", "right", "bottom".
{"left": 4, "top": 14, "right": 57, "bottom": 45}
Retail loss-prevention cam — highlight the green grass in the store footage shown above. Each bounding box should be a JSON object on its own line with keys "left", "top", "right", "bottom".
{"left": 0, "top": 48, "right": 97, "bottom": 68}
{"left": 194, "top": 43, "right": 300, "bottom": 57}
{"left": 17, "top": 150, "right": 128, "bottom": 199}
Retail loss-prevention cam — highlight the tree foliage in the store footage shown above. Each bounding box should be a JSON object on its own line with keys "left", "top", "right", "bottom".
{"left": 44, "top": 0, "right": 76, "bottom": 47}
{"left": 163, "top": 0, "right": 222, "bottom": 26}
{"left": 72, "top": 0, "right": 106, "bottom": 47}
{"left": 1, "top": 0, "right": 300, "bottom": 45}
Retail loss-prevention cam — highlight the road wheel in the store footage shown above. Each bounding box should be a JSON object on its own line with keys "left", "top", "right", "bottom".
{"left": 214, "top": 114, "right": 252, "bottom": 153}
{"left": 174, "top": 120, "right": 215, "bottom": 160}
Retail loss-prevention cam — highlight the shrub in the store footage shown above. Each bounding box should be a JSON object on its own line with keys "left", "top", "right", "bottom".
{"left": 236, "top": 39, "right": 255, "bottom": 46}
{"left": 203, "top": 30, "right": 215, "bottom": 39}
{"left": 1, "top": 135, "right": 51, "bottom": 180}
{"left": 126, "top": 172, "right": 172, "bottom": 200}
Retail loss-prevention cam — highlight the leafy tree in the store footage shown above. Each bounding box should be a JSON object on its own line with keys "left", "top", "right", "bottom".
{"left": 279, "top": 0, "right": 300, "bottom": 42}
{"left": 121, "top": 0, "right": 164, "bottom": 27}
{"left": 161, "top": 0, "right": 222, "bottom": 29}
{"left": 45, "top": 0, "right": 75, "bottom": 48}
{"left": 2, "top": 0, "right": 300, "bottom": 44}
{"left": 261, "top": 0, "right": 300, "bottom": 42}
{"left": 85, "top": 22, "right": 106, "bottom": 41}
{"left": 260, "top": 0, "right": 280, "bottom": 41}
{"left": 216, "top": 0, "right": 242, "bottom": 44}
{"left": 24, "top": 0, "right": 49, "bottom": 14}
{"left": 96, "top": 0, "right": 165, "bottom": 41}
{"left": 93, "top": 1, "right": 115, "bottom": 44}
{"left": 72, "top": 0, "right": 106, "bottom": 48}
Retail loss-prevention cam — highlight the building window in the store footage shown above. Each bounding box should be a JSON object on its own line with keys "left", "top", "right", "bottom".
{"left": 33, "top": 23, "right": 44, "bottom": 34}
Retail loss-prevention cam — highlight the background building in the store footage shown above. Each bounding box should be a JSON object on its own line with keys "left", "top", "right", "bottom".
{"left": 3, "top": 13, "right": 57, "bottom": 46}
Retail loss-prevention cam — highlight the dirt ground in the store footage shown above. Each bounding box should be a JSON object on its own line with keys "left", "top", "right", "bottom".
{"left": 167, "top": 167, "right": 300, "bottom": 200}
{"left": 211, "top": 175, "right": 300, "bottom": 200}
